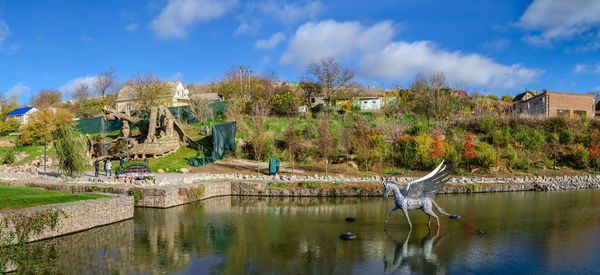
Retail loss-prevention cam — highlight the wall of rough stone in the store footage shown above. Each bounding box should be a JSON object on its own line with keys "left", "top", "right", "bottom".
{"left": 0, "top": 194, "right": 133, "bottom": 244}
{"left": 4, "top": 174, "right": 600, "bottom": 209}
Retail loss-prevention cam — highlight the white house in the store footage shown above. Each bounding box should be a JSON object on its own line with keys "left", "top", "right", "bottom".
{"left": 5, "top": 106, "right": 37, "bottom": 124}
{"left": 356, "top": 97, "right": 384, "bottom": 110}
{"left": 115, "top": 81, "right": 190, "bottom": 112}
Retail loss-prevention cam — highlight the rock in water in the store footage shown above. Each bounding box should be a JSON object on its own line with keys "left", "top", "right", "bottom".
{"left": 449, "top": 215, "right": 461, "bottom": 219}
{"left": 345, "top": 217, "right": 356, "bottom": 222}
{"left": 340, "top": 233, "right": 357, "bottom": 241}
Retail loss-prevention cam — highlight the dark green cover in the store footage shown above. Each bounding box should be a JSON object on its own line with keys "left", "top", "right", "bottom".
{"left": 211, "top": 122, "right": 236, "bottom": 160}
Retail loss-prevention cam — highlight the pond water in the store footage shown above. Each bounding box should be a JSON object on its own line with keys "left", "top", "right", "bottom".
{"left": 16, "top": 190, "right": 600, "bottom": 274}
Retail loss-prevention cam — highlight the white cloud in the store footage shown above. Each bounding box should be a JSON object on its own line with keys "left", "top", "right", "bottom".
{"left": 255, "top": 32, "right": 285, "bottom": 49}
{"left": 126, "top": 23, "right": 139, "bottom": 32}
{"left": 58, "top": 76, "right": 98, "bottom": 95}
{"left": 482, "top": 38, "right": 510, "bottom": 52}
{"left": 150, "top": 0, "right": 238, "bottom": 39}
{"left": 235, "top": 1, "right": 324, "bottom": 35}
{"left": 358, "top": 41, "right": 542, "bottom": 89}
{"left": 8, "top": 82, "right": 31, "bottom": 97}
{"left": 251, "top": 0, "right": 323, "bottom": 25}
{"left": 517, "top": 0, "right": 600, "bottom": 46}
{"left": 234, "top": 23, "right": 254, "bottom": 35}
{"left": 282, "top": 20, "right": 542, "bottom": 90}
{"left": 0, "top": 20, "right": 10, "bottom": 45}
{"left": 573, "top": 63, "right": 589, "bottom": 74}
{"left": 166, "top": 72, "right": 184, "bottom": 81}
{"left": 281, "top": 20, "right": 396, "bottom": 66}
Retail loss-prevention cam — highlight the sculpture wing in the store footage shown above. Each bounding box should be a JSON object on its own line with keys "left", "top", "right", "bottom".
{"left": 406, "top": 162, "right": 453, "bottom": 199}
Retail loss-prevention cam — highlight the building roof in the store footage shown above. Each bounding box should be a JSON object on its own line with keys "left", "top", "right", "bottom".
{"left": 452, "top": 90, "right": 468, "bottom": 97}
{"left": 116, "top": 81, "right": 186, "bottom": 102}
{"left": 513, "top": 91, "right": 535, "bottom": 102}
{"left": 6, "top": 106, "right": 35, "bottom": 116}
{"left": 190, "top": 93, "right": 222, "bottom": 102}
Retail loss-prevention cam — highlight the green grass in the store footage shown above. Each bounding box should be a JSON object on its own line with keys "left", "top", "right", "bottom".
{"left": 267, "top": 181, "right": 288, "bottom": 188}
{"left": 147, "top": 146, "right": 197, "bottom": 172}
{"left": 0, "top": 185, "right": 106, "bottom": 210}
{"left": 383, "top": 168, "right": 407, "bottom": 175}
{"left": 297, "top": 181, "right": 324, "bottom": 188}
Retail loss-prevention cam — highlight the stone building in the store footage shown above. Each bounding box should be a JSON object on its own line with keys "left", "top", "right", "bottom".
{"left": 115, "top": 81, "right": 190, "bottom": 112}
{"left": 513, "top": 90, "right": 595, "bottom": 118}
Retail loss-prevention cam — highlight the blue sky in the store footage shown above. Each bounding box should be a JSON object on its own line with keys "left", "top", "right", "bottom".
{"left": 1, "top": 0, "right": 600, "bottom": 104}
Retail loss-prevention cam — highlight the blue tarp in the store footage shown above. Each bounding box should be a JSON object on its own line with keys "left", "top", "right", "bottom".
{"left": 6, "top": 106, "right": 34, "bottom": 116}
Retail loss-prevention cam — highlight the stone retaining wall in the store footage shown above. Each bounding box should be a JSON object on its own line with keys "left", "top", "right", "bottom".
{"left": 0, "top": 194, "right": 133, "bottom": 245}
{"left": 3, "top": 174, "right": 600, "bottom": 209}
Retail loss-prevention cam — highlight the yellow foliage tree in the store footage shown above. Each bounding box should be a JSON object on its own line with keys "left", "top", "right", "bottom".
{"left": 19, "top": 108, "right": 75, "bottom": 145}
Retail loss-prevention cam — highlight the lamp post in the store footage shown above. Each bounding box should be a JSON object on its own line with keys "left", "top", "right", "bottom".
{"left": 43, "top": 135, "right": 47, "bottom": 174}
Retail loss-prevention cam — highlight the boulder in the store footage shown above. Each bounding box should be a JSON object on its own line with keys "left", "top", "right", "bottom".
{"left": 156, "top": 169, "right": 165, "bottom": 174}
{"left": 179, "top": 168, "right": 190, "bottom": 173}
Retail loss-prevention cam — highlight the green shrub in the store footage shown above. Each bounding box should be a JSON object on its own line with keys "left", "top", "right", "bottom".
{"left": 516, "top": 129, "right": 544, "bottom": 150}
{"left": 407, "top": 121, "right": 428, "bottom": 135}
{"left": 391, "top": 133, "right": 434, "bottom": 170}
{"left": 490, "top": 128, "right": 511, "bottom": 147}
{"left": 563, "top": 144, "right": 589, "bottom": 169}
{"left": 559, "top": 129, "right": 575, "bottom": 144}
{"left": 475, "top": 142, "right": 497, "bottom": 168}
{"left": 2, "top": 148, "right": 16, "bottom": 164}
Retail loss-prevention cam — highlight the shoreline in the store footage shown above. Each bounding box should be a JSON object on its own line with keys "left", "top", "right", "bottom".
{"left": 1, "top": 173, "right": 600, "bottom": 208}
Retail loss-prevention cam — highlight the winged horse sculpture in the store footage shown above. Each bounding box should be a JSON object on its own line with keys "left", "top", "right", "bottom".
{"left": 383, "top": 161, "right": 457, "bottom": 229}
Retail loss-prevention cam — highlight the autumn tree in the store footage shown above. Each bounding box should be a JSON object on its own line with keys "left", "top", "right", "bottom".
{"left": 20, "top": 108, "right": 74, "bottom": 145}
{"left": 302, "top": 57, "right": 354, "bottom": 109}
{"left": 462, "top": 133, "right": 476, "bottom": 170}
{"left": 284, "top": 123, "right": 302, "bottom": 173}
{"left": 129, "top": 74, "right": 171, "bottom": 110}
{"left": 431, "top": 131, "right": 445, "bottom": 159}
{"left": 30, "top": 90, "right": 61, "bottom": 109}
{"left": 94, "top": 69, "right": 114, "bottom": 97}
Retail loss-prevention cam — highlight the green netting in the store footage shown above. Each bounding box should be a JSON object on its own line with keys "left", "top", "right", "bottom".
{"left": 75, "top": 101, "right": 230, "bottom": 134}
{"left": 75, "top": 117, "right": 123, "bottom": 134}
{"left": 211, "top": 122, "right": 236, "bottom": 160}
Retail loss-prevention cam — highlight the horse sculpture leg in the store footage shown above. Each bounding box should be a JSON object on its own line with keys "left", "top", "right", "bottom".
{"left": 402, "top": 208, "right": 412, "bottom": 229}
{"left": 385, "top": 206, "right": 399, "bottom": 223}
{"left": 423, "top": 204, "right": 440, "bottom": 228}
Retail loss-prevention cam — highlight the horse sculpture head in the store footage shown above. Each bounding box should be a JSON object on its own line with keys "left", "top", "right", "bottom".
{"left": 382, "top": 181, "right": 394, "bottom": 198}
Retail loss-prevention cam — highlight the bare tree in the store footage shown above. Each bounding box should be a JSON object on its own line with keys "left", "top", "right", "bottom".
{"left": 189, "top": 97, "right": 213, "bottom": 124}
{"left": 315, "top": 116, "right": 333, "bottom": 175}
{"left": 249, "top": 117, "right": 271, "bottom": 173}
{"left": 72, "top": 83, "right": 90, "bottom": 101}
{"left": 284, "top": 123, "right": 302, "bottom": 173}
{"left": 302, "top": 57, "right": 354, "bottom": 109}
{"left": 30, "top": 90, "right": 61, "bottom": 109}
{"left": 129, "top": 74, "right": 171, "bottom": 110}
{"left": 340, "top": 125, "right": 353, "bottom": 171}
{"left": 94, "top": 69, "right": 115, "bottom": 97}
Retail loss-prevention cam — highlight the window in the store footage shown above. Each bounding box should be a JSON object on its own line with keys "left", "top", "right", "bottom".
{"left": 557, "top": 109, "right": 570, "bottom": 116}
{"left": 574, "top": 110, "right": 586, "bottom": 117}
{"left": 126, "top": 103, "right": 132, "bottom": 111}
{"left": 310, "top": 98, "right": 315, "bottom": 103}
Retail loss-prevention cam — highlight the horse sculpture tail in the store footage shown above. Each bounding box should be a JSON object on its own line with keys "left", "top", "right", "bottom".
{"left": 431, "top": 199, "right": 450, "bottom": 216}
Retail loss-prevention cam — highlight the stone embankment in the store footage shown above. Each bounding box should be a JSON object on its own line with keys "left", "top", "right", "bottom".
{"left": 0, "top": 194, "right": 133, "bottom": 245}
{"left": 2, "top": 171, "right": 600, "bottom": 208}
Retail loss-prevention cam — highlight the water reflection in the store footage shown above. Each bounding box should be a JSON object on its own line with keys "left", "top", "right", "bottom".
{"left": 12, "top": 190, "right": 600, "bottom": 274}
{"left": 384, "top": 229, "right": 445, "bottom": 274}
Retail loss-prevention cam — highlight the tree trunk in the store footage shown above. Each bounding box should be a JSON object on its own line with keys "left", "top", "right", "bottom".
{"left": 146, "top": 107, "right": 157, "bottom": 143}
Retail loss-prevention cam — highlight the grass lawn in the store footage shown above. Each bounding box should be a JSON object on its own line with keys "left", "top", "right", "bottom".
{"left": 146, "top": 145, "right": 197, "bottom": 172}
{"left": 0, "top": 185, "right": 106, "bottom": 210}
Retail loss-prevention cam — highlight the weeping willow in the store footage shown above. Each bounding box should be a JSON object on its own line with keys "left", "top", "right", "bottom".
{"left": 53, "top": 126, "right": 89, "bottom": 177}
